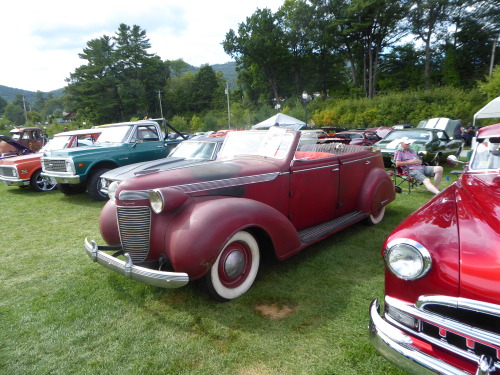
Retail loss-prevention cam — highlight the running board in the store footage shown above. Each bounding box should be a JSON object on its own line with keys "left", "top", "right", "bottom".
{"left": 298, "top": 211, "right": 367, "bottom": 243}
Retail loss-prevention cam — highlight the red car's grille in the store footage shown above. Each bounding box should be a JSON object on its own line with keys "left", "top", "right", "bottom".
{"left": 0, "top": 166, "right": 16, "bottom": 177}
{"left": 116, "top": 206, "right": 151, "bottom": 263}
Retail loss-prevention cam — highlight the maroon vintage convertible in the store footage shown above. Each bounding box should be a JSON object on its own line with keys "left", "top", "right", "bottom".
{"left": 369, "top": 123, "right": 500, "bottom": 374}
{"left": 85, "top": 127, "right": 395, "bottom": 301}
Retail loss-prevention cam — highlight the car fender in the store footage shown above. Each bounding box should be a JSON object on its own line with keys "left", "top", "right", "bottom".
{"left": 163, "top": 197, "right": 302, "bottom": 280}
{"left": 357, "top": 167, "right": 395, "bottom": 215}
{"left": 99, "top": 201, "right": 120, "bottom": 245}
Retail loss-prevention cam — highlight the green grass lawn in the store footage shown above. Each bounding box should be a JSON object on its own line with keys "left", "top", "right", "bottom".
{"left": 0, "top": 166, "right": 460, "bottom": 375}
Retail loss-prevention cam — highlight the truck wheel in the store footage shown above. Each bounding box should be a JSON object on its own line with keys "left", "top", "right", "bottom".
{"left": 204, "top": 231, "right": 260, "bottom": 302}
{"left": 87, "top": 168, "right": 111, "bottom": 201}
{"left": 58, "top": 183, "right": 86, "bottom": 195}
{"left": 30, "top": 169, "right": 57, "bottom": 192}
{"left": 364, "top": 206, "right": 385, "bottom": 226}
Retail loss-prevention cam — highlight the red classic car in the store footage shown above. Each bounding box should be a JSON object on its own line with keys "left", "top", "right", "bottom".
{"left": 369, "top": 123, "right": 500, "bottom": 374}
{"left": 85, "top": 127, "right": 395, "bottom": 301}
{"left": 0, "top": 129, "right": 101, "bottom": 192}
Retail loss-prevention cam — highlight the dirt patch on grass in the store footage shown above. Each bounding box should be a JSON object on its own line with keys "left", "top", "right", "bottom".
{"left": 255, "top": 303, "right": 296, "bottom": 320}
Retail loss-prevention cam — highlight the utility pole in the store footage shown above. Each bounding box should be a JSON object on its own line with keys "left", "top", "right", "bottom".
{"left": 22, "top": 95, "right": 28, "bottom": 123}
{"left": 158, "top": 90, "right": 164, "bottom": 118}
{"left": 489, "top": 33, "right": 499, "bottom": 77}
{"left": 225, "top": 83, "right": 231, "bottom": 129}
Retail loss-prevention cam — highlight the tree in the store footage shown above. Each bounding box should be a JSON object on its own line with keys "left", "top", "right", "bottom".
{"left": 223, "top": 8, "right": 291, "bottom": 101}
{"left": 478, "top": 65, "right": 500, "bottom": 100}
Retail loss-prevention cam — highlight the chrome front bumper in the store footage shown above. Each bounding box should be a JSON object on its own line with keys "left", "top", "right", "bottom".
{"left": 369, "top": 299, "right": 470, "bottom": 375}
{"left": 41, "top": 172, "right": 81, "bottom": 184}
{"left": 84, "top": 238, "right": 189, "bottom": 289}
{"left": 0, "top": 176, "right": 29, "bottom": 187}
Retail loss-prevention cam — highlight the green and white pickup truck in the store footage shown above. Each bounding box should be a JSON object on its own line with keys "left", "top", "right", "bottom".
{"left": 41, "top": 119, "right": 185, "bottom": 201}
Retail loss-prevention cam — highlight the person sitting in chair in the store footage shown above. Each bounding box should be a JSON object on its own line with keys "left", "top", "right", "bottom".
{"left": 394, "top": 137, "right": 443, "bottom": 195}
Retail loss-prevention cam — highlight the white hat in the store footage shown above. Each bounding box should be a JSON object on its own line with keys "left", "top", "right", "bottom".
{"left": 400, "top": 136, "right": 413, "bottom": 145}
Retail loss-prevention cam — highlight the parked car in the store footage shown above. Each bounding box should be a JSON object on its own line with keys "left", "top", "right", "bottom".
{"left": 85, "top": 127, "right": 396, "bottom": 301}
{"left": 0, "top": 135, "right": 35, "bottom": 159}
{"left": 369, "top": 123, "right": 500, "bottom": 375}
{"left": 375, "top": 128, "right": 463, "bottom": 167}
{"left": 99, "top": 136, "right": 225, "bottom": 196}
{"left": 0, "top": 129, "right": 101, "bottom": 192}
{"left": 299, "top": 129, "right": 331, "bottom": 146}
{"left": 0, "top": 127, "right": 47, "bottom": 157}
{"left": 330, "top": 130, "right": 382, "bottom": 146}
{"left": 41, "top": 120, "right": 172, "bottom": 201}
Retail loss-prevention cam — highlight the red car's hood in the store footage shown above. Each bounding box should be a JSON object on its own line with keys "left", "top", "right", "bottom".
{"left": 0, "top": 152, "right": 42, "bottom": 166}
{"left": 116, "top": 156, "right": 282, "bottom": 197}
{"left": 456, "top": 172, "right": 500, "bottom": 304}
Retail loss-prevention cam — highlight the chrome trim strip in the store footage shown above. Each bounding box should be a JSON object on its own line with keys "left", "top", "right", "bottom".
{"left": 84, "top": 238, "right": 189, "bottom": 289}
{"left": 342, "top": 154, "right": 380, "bottom": 165}
{"left": 417, "top": 295, "right": 500, "bottom": 318}
{"left": 292, "top": 164, "right": 340, "bottom": 173}
{"left": 369, "top": 299, "right": 471, "bottom": 375}
{"left": 386, "top": 295, "right": 500, "bottom": 348}
{"left": 118, "top": 172, "right": 281, "bottom": 200}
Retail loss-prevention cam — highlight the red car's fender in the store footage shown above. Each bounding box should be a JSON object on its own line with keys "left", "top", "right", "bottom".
{"left": 99, "top": 201, "right": 120, "bottom": 245}
{"left": 383, "top": 186, "right": 460, "bottom": 302}
{"left": 357, "top": 167, "right": 395, "bottom": 215}
{"left": 163, "top": 197, "right": 302, "bottom": 280}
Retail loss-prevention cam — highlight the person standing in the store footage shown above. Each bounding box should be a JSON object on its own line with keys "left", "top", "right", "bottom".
{"left": 394, "top": 137, "right": 443, "bottom": 195}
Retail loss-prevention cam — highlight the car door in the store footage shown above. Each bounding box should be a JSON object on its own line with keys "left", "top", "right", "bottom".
{"left": 288, "top": 154, "right": 340, "bottom": 231}
{"left": 127, "top": 125, "right": 168, "bottom": 163}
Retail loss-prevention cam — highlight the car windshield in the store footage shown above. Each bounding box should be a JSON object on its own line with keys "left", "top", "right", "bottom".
{"left": 469, "top": 137, "right": 500, "bottom": 171}
{"left": 384, "top": 131, "right": 431, "bottom": 141}
{"left": 95, "top": 126, "right": 132, "bottom": 144}
{"left": 169, "top": 140, "right": 217, "bottom": 160}
{"left": 41, "top": 136, "right": 72, "bottom": 152}
{"left": 218, "top": 127, "right": 294, "bottom": 160}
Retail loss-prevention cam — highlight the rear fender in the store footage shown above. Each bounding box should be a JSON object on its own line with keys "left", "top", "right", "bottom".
{"left": 164, "top": 197, "right": 302, "bottom": 279}
{"left": 357, "top": 167, "right": 395, "bottom": 215}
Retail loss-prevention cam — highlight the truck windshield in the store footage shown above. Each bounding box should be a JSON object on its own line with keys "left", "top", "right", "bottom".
{"left": 217, "top": 127, "right": 294, "bottom": 160}
{"left": 96, "top": 126, "right": 132, "bottom": 144}
{"left": 41, "top": 136, "right": 72, "bottom": 152}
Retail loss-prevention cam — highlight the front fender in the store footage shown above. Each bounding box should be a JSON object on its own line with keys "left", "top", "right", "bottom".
{"left": 164, "top": 197, "right": 302, "bottom": 280}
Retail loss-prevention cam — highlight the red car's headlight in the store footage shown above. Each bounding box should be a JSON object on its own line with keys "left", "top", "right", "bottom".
{"left": 385, "top": 238, "right": 432, "bottom": 280}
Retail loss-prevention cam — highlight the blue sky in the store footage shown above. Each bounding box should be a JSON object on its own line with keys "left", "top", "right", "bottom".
{"left": 0, "top": 0, "right": 283, "bottom": 92}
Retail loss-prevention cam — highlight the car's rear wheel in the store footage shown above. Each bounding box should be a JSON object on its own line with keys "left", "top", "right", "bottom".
{"left": 58, "top": 183, "right": 86, "bottom": 195}
{"left": 204, "top": 231, "right": 260, "bottom": 302}
{"left": 87, "top": 168, "right": 111, "bottom": 201}
{"left": 30, "top": 169, "right": 57, "bottom": 192}
{"left": 364, "top": 206, "right": 385, "bottom": 226}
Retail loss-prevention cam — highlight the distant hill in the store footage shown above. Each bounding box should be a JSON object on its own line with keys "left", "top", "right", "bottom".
{"left": 0, "top": 85, "right": 63, "bottom": 103}
{"left": 0, "top": 62, "right": 237, "bottom": 103}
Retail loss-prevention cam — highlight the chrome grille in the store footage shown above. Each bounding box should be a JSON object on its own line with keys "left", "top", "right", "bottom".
{"left": 0, "top": 166, "right": 16, "bottom": 178}
{"left": 42, "top": 159, "right": 67, "bottom": 172}
{"left": 116, "top": 206, "right": 151, "bottom": 263}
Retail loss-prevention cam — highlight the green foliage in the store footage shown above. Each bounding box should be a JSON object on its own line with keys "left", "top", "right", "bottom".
{"left": 312, "top": 87, "right": 486, "bottom": 127}
{"left": 478, "top": 65, "right": 500, "bottom": 100}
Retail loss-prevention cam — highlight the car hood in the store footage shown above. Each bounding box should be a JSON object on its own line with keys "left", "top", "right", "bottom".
{"left": 44, "top": 143, "right": 121, "bottom": 158}
{"left": 456, "top": 172, "right": 500, "bottom": 304}
{"left": 376, "top": 139, "right": 428, "bottom": 151}
{"left": 116, "top": 156, "right": 281, "bottom": 196}
{"left": 101, "top": 157, "right": 208, "bottom": 181}
{"left": 0, "top": 152, "right": 42, "bottom": 166}
{"left": 0, "top": 135, "right": 35, "bottom": 157}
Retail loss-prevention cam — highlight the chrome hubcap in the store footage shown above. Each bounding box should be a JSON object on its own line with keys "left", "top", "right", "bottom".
{"left": 224, "top": 250, "right": 245, "bottom": 278}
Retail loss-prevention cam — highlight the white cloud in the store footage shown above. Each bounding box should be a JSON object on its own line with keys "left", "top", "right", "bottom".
{"left": 0, "top": 0, "right": 283, "bottom": 92}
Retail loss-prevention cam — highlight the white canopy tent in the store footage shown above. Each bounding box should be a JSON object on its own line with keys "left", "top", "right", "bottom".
{"left": 252, "top": 113, "right": 307, "bottom": 130}
{"left": 473, "top": 97, "right": 500, "bottom": 125}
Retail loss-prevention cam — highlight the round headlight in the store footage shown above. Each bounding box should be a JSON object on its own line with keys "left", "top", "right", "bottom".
{"left": 149, "top": 189, "right": 164, "bottom": 214}
{"left": 108, "top": 181, "right": 119, "bottom": 202}
{"left": 385, "top": 239, "right": 431, "bottom": 280}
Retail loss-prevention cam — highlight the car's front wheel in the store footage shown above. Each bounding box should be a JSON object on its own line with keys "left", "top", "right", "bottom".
{"left": 204, "top": 231, "right": 260, "bottom": 302}
{"left": 87, "top": 168, "right": 111, "bottom": 201}
{"left": 30, "top": 169, "right": 57, "bottom": 192}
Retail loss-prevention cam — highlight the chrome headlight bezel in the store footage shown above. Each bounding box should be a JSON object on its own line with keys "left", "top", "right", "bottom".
{"left": 385, "top": 238, "right": 432, "bottom": 280}
{"left": 149, "top": 189, "right": 165, "bottom": 214}
{"left": 107, "top": 181, "right": 119, "bottom": 202}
